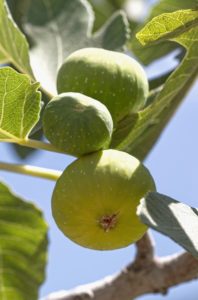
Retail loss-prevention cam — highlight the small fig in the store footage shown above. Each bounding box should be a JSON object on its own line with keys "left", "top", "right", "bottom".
{"left": 52, "top": 149, "right": 155, "bottom": 250}
{"left": 42, "top": 92, "right": 113, "bottom": 156}
{"left": 57, "top": 48, "right": 149, "bottom": 123}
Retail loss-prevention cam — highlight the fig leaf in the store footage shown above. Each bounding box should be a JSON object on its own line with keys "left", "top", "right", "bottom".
{"left": 0, "top": 181, "right": 48, "bottom": 300}
{"left": 129, "top": 0, "right": 197, "bottom": 65}
{"left": 111, "top": 9, "right": 198, "bottom": 161}
{"left": 0, "top": 0, "right": 33, "bottom": 75}
{"left": 138, "top": 192, "right": 198, "bottom": 258}
{"left": 0, "top": 67, "right": 41, "bottom": 142}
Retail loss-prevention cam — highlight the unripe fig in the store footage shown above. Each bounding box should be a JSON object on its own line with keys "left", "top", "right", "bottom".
{"left": 42, "top": 92, "right": 113, "bottom": 156}
{"left": 52, "top": 149, "right": 155, "bottom": 250}
{"left": 57, "top": 48, "right": 149, "bottom": 123}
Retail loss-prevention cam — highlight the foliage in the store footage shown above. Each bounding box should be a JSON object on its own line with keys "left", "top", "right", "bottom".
{"left": 138, "top": 192, "right": 198, "bottom": 258}
{"left": 0, "top": 67, "right": 41, "bottom": 141}
{"left": 0, "top": 0, "right": 33, "bottom": 74}
{"left": 0, "top": 0, "right": 197, "bottom": 299}
{"left": 0, "top": 181, "right": 47, "bottom": 300}
{"left": 129, "top": 0, "right": 198, "bottom": 64}
{"left": 111, "top": 8, "right": 198, "bottom": 159}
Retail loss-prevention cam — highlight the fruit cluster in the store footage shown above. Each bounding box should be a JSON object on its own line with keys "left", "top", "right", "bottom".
{"left": 42, "top": 48, "right": 155, "bottom": 250}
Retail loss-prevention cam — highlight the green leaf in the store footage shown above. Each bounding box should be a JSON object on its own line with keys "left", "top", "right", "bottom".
{"left": 0, "top": 181, "right": 48, "bottom": 300}
{"left": 92, "top": 11, "right": 129, "bottom": 50}
{"left": 148, "top": 70, "right": 174, "bottom": 91}
{"left": 111, "top": 9, "right": 198, "bottom": 160}
{"left": 6, "top": 0, "right": 32, "bottom": 30}
{"left": 25, "top": 0, "right": 129, "bottom": 94}
{"left": 129, "top": 0, "right": 198, "bottom": 65}
{"left": 0, "top": 0, "right": 33, "bottom": 76}
{"left": 137, "top": 9, "right": 198, "bottom": 45}
{"left": 138, "top": 192, "right": 198, "bottom": 258}
{"left": 0, "top": 67, "right": 41, "bottom": 142}
{"left": 0, "top": 53, "right": 8, "bottom": 64}
{"left": 87, "top": 0, "right": 126, "bottom": 31}
{"left": 88, "top": 0, "right": 116, "bottom": 31}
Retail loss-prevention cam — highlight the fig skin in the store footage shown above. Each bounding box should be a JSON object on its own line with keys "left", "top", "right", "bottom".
{"left": 52, "top": 149, "right": 156, "bottom": 250}
{"left": 57, "top": 48, "right": 149, "bottom": 123}
{"left": 42, "top": 92, "right": 113, "bottom": 156}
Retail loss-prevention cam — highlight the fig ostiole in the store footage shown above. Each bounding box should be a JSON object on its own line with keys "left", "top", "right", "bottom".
{"left": 57, "top": 48, "right": 149, "bottom": 124}
{"left": 52, "top": 149, "right": 156, "bottom": 250}
{"left": 42, "top": 92, "right": 113, "bottom": 157}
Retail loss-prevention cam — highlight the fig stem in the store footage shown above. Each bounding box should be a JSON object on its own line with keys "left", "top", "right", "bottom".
{"left": 5, "top": 138, "right": 66, "bottom": 154}
{"left": 0, "top": 161, "right": 61, "bottom": 181}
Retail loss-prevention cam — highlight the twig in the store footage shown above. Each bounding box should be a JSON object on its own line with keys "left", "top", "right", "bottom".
{"left": 134, "top": 231, "right": 155, "bottom": 268}
{"left": 42, "top": 232, "right": 198, "bottom": 300}
{"left": 0, "top": 161, "right": 61, "bottom": 181}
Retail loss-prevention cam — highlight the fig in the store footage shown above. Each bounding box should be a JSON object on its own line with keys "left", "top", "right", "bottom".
{"left": 57, "top": 48, "right": 149, "bottom": 123}
{"left": 42, "top": 92, "right": 113, "bottom": 156}
{"left": 52, "top": 149, "right": 155, "bottom": 250}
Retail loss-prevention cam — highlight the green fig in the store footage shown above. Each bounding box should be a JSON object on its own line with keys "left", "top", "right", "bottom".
{"left": 57, "top": 48, "right": 149, "bottom": 123}
{"left": 42, "top": 92, "right": 113, "bottom": 156}
{"left": 52, "top": 149, "right": 156, "bottom": 250}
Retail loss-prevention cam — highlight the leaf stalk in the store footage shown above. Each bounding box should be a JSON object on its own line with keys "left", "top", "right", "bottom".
{"left": 0, "top": 161, "right": 61, "bottom": 181}
{"left": 6, "top": 138, "right": 67, "bottom": 155}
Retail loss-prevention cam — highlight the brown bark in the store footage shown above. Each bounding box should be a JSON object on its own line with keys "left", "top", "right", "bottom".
{"left": 43, "top": 233, "right": 198, "bottom": 300}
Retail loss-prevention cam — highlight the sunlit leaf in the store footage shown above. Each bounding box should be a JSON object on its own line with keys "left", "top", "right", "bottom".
{"left": 0, "top": 0, "right": 33, "bottom": 76}
{"left": 129, "top": 0, "right": 197, "bottom": 65}
{"left": 0, "top": 67, "right": 41, "bottom": 142}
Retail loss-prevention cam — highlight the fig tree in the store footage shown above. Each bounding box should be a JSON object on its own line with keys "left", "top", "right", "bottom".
{"left": 52, "top": 149, "right": 156, "bottom": 250}
{"left": 57, "top": 48, "right": 149, "bottom": 123}
{"left": 42, "top": 92, "right": 113, "bottom": 156}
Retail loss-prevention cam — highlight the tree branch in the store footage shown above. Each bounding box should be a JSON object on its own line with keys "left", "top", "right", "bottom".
{"left": 42, "top": 234, "right": 198, "bottom": 300}
{"left": 133, "top": 231, "right": 155, "bottom": 267}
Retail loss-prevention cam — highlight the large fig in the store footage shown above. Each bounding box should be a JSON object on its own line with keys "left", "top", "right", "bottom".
{"left": 57, "top": 48, "right": 149, "bottom": 123}
{"left": 52, "top": 149, "right": 155, "bottom": 250}
{"left": 42, "top": 92, "right": 113, "bottom": 156}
